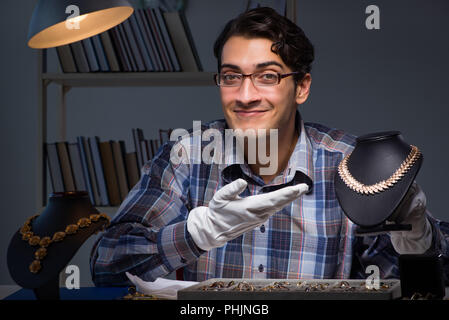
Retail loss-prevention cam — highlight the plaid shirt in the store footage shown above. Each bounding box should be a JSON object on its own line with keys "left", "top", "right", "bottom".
{"left": 90, "top": 111, "right": 449, "bottom": 286}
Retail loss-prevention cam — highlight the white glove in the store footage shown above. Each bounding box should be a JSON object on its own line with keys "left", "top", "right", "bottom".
{"left": 389, "top": 182, "right": 433, "bottom": 254}
{"left": 187, "top": 178, "right": 309, "bottom": 251}
{"left": 125, "top": 272, "right": 197, "bottom": 300}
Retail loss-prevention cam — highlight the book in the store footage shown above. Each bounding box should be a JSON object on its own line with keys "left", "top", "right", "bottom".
{"left": 82, "top": 38, "right": 100, "bottom": 72}
{"left": 132, "top": 128, "right": 145, "bottom": 170}
{"left": 136, "top": 8, "right": 163, "bottom": 71}
{"left": 100, "top": 31, "right": 121, "bottom": 72}
{"left": 178, "top": 11, "right": 203, "bottom": 71}
{"left": 152, "top": 139, "right": 160, "bottom": 156}
{"left": 111, "top": 141, "right": 130, "bottom": 201}
{"left": 141, "top": 140, "right": 150, "bottom": 164}
{"left": 88, "top": 137, "right": 110, "bottom": 206}
{"left": 162, "top": 11, "right": 198, "bottom": 72}
{"left": 148, "top": 139, "right": 156, "bottom": 159}
{"left": 55, "top": 45, "right": 77, "bottom": 73}
{"left": 159, "top": 128, "right": 172, "bottom": 145}
{"left": 118, "top": 23, "right": 137, "bottom": 71}
{"left": 56, "top": 142, "right": 76, "bottom": 191}
{"left": 45, "top": 143, "right": 65, "bottom": 193}
{"left": 77, "top": 136, "right": 100, "bottom": 205}
{"left": 145, "top": 8, "right": 171, "bottom": 71}
{"left": 125, "top": 152, "right": 140, "bottom": 188}
{"left": 68, "top": 142, "right": 86, "bottom": 192}
{"left": 108, "top": 28, "right": 130, "bottom": 72}
{"left": 122, "top": 19, "right": 146, "bottom": 71}
{"left": 91, "top": 34, "right": 110, "bottom": 72}
{"left": 129, "top": 11, "right": 155, "bottom": 71}
{"left": 70, "top": 41, "right": 90, "bottom": 73}
{"left": 99, "top": 141, "right": 121, "bottom": 206}
{"left": 153, "top": 7, "right": 181, "bottom": 71}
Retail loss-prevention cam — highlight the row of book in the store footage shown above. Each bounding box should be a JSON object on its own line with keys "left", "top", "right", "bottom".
{"left": 45, "top": 128, "right": 172, "bottom": 207}
{"left": 56, "top": 7, "right": 202, "bottom": 73}
{"left": 133, "top": 128, "right": 172, "bottom": 170}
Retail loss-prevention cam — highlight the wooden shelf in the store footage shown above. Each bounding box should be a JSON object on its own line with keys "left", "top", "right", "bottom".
{"left": 42, "top": 72, "right": 216, "bottom": 87}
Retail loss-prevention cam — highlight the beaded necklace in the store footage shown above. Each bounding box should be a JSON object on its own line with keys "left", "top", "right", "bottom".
{"left": 20, "top": 213, "right": 110, "bottom": 274}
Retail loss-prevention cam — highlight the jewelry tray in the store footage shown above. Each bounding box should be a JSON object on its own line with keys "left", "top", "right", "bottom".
{"left": 177, "top": 278, "right": 402, "bottom": 300}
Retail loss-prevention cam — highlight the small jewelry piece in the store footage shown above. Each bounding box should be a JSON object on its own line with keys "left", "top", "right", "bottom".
{"left": 123, "top": 286, "right": 158, "bottom": 300}
{"left": 338, "top": 145, "right": 421, "bottom": 195}
{"left": 19, "top": 213, "right": 110, "bottom": 274}
{"left": 233, "top": 281, "right": 255, "bottom": 291}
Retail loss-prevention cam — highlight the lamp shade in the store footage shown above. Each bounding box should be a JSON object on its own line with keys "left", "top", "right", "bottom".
{"left": 27, "top": 0, "right": 134, "bottom": 48}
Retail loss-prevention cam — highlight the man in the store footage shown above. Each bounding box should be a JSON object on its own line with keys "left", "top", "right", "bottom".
{"left": 90, "top": 7, "right": 448, "bottom": 285}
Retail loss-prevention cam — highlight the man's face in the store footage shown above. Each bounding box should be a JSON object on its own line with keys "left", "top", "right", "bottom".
{"left": 219, "top": 36, "right": 303, "bottom": 134}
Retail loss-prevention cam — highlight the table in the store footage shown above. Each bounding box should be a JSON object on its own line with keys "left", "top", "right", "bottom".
{"left": 2, "top": 285, "right": 449, "bottom": 300}
{"left": 1, "top": 285, "right": 129, "bottom": 300}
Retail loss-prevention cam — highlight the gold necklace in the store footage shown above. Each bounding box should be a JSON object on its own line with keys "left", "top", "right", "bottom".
{"left": 338, "top": 145, "right": 421, "bottom": 195}
{"left": 20, "top": 213, "right": 110, "bottom": 274}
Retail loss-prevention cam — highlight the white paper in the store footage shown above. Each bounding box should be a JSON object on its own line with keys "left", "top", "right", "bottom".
{"left": 126, "top": 272, "right": 198, "bottom": 300}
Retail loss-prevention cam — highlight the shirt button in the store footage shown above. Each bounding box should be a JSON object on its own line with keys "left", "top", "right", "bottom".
{"left": 260, "top": 225, "right": 265, "bottom": 233}
{"left": 258, "top": 264, "right": 264, "bottom": 272}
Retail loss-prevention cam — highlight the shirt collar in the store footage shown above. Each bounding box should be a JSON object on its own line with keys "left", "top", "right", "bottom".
{"left": 220, "top": 110, "right": 315, "bottom": 188}
{"left": 286, "top": 111, "right": 315, "bottom": 185}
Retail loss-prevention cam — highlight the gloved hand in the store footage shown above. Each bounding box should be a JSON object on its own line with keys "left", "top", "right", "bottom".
{"left": 389, "top": 182, "right": 433, "bottom": 254}
{"left": 187, "top": 178, "right": 309, "bottom": 251}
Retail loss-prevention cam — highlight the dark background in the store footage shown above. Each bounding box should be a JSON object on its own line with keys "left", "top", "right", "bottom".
{"left": 1, "top": 0, "right": 448, "bottom": 286}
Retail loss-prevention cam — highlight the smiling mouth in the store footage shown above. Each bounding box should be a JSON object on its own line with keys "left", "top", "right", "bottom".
{"left": 234, "top": 110, "right": 269, "bottom": 117}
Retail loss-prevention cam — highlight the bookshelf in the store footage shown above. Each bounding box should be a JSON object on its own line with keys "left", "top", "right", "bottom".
{"left": 35, "top": 1, "right": 298, "bottom": 210}
{"left": 42, "top": 72, "right": 215, "bottom": 87}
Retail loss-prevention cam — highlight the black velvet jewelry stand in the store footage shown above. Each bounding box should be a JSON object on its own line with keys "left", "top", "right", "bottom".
{"left": 335, "top": 131, "right": 423, "bottom": 236}
{"left": 7, "top": 191, "right": 109, "bottom": 300}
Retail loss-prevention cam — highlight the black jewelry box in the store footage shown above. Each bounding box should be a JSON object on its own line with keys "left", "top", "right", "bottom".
{"left": 399, "top": 253, "right": 445, "bottom": 299}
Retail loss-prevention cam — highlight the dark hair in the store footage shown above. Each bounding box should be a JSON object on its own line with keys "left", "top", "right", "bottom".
{"left": 213, "top": 7, "right": 314, "bottom": 83}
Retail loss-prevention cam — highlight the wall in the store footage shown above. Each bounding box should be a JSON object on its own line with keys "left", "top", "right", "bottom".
{"left": 0, "top": 0, "right": 447, "bottom": 286}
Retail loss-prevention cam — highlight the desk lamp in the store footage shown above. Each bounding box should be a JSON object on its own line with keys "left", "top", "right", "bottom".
{"left": 27, "top": 0, "right": 133, "bottom": 48}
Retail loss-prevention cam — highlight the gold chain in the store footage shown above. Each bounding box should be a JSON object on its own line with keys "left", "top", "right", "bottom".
{"left": 20, "top": 213, "right": 110, "bottom": 274}
{"left": 338, "top": 145, "right": 421, "bottom": 195}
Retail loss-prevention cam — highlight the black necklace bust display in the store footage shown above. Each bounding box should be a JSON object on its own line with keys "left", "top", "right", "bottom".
{"left": 7, "top": 191, "right": 109, "bottom": 300}
{"left": 335, "top": 131, "right": 423, "bottom": 235}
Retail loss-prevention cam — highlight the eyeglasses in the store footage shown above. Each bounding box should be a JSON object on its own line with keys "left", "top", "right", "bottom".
{"left": 214, "top": 71, "right": 300, "bottom": 87}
